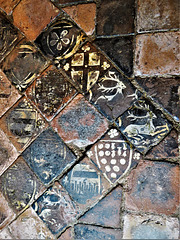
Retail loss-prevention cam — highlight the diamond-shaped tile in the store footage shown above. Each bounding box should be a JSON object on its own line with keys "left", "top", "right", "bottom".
{"left": 0, "top": 39, "right": 49, "bottom": 92}
{"left": 25, "top": 65, "right": 77, "bottom": 121}
{"left": 117, "top": 99, "right": 172, "bottom": 154}
{"left": 51, "top": 94, "right": 109, "bottom": 151}
{"left": 0, "top": 157, "right": 45, "bottom": 213}
{"left": 23, "top": 128, "right": 77, "bottom": 185}
{"left": 85, "top": 69, "right": 141, "bottom": 120}
{"left": 0, "top": 97, "right": 48, "bottom": 152}
{"left": 32, "top": 182, "right": 78, "bottom": 235}
{"left": 61, "top": 42, "right": 112, "bottom": 92}
{"left": 87, "top": 128, "right": 141, "bottom": 183}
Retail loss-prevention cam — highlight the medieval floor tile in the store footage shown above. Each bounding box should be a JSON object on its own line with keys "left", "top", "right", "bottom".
{"left": 58, "top": 227, "right": 73, "bottom": 240}
{"left": 134, "top": 32, "right": 180, "bottom": 77}
{"left": 0, "top": 97, "right": 48, "bottom": 152}
{"left": 85, "top": 69, "right": 140, "bottom": 121}
{"left": 87, "top": 128, "right": 141, "bottom": 183}
{"left": 8, "top": 207, "right": 55, "bottom": 239}
{"left": 79, "top": 185, "right": 122, "bottom": 228}
{"left": 0, "top": 0, "right": 20, "bottom": 14}
{"left": 25, "top": 65, "right": 77, "bottom": 121}
{"left": 124, "top": 161, "right": 180, "bottom": 215}
{"left": 0, "top": 129, "right": 19, "bottom": 176}
{"left": 96, "top": 0, "right": 135, "bottom": 36}
{"left": 51, "top": 94, "right": 109, "bottom": 151}
{"left": 117, "top": 98, "right": 172, "bottom": 154}
{"left": 74, "top": 224, "right": 122, "bottom": 240}
{"left": 51, "top": 0, "right": 90, "bottom": 7}
{"left": 0, "top": 227, "right": 13, "bottom": 239}
{"left": 60, "top": 157, "right": 110, "bottom": 210}
{"left": 32, "top": 182, "right": 78, "bottom": 235}
{"left": 0, "top": 39, "right": 49, "bottom": 93}
{"left": 0, "top": 70, "right": 21, "bottom": 118}
{"left": 95, "top": 36, "right": 134, "bottom": 77}
{"left": 123, "top": 214, "right": 179, "bottom": 239}
{"left": 137, "top": 0, "right": 179, "bottom": 32}
{"left": 60, "top": 42, "right": 112, "bottom": 93}
{"left": 63, "top": 3, "right": 96, "bottom": 36}
{"left": 12, "top": 0, "right": 60, "bottom": 41}
{"left": 0, "top": 11, "right": 23, "bottom": 63}
{"left": 22, "top": 128, "right": 77, "bottom": 185}
{"left": 0, "top": 156, "right": 45, "bottom": 214}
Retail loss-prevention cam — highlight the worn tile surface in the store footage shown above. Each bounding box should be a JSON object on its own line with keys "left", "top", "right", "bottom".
{"left": 0, "top": 0, "right": 20, "bottom": 14}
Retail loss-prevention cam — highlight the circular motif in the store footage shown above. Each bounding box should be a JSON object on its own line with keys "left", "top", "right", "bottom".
{"left": 105, "top": 165, "right": 111, "bottom": 172}
{"left": 111, "top": 159, "right": 117, "bottom": 165}
{"left": 105, "top": 143, "right": 110, "bottom": 149}
{"left": 111, "top": 173, "right": 117, "bottom": 178}
{"left": 105, "top": 151, "right": 111, "bottom": 156}
{"left": 101, "top": 158, "right": 107, "bottom": 164}
{"left": 113, "top": 166, "right": 120, "bottom": 172}
{"left": 99, "top": 151, "right": 104, "bottom": 157}
{"left": 98, "top": 144, "right": 104, "bottom": 149}
{"left": 120, "top": 159, "right": 126, "bottom": 165}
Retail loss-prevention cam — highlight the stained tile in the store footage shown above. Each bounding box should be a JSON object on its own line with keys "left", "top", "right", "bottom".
{"left": 60, "top": 157, "right": 110, "bottom": 210}
{"left": 25, "top": 65, "right": 77, "bottom": 121}
{"left": 0, "top": 157, "right": 45, "bottom": 214}
{"left": 87, "top": 128, "right": 141, "bottom": 183}
{"left": 60, "top": 42, "right": 112, "bottom": 92}
{"left": 0, "top": 227, "right": 13, "bottom": 239}
{"left": 0, "top": 97, "right": 48, "bottom": 152}
{"left": 0, "top": 39, "right": 49, "bottom": 92}
{"left": 23, "top": 128, "right": 76, "bottom": 185}
{"left": 117, "top": 98, "right": 172, "bottom": 154}
{"left": 85, "top": 69, "right": 140, "bottom": 120}
{"left": 0, "top": 0, "right": 20, "bottom": 14}
{"left": 79, "top": 186, "right": 122, "bottom": 228}
{"left": 0, "top": 11, "right": 23, "bottom": 63}
{"left": 63, "top": 3, "right": 96, "bottom": 35}
{"left": 51, "top": 94, "right": 109, "bottom": 151}
{"left": 33, "top": 182, "right": 78, "bottom": 235}
{"left": 137, "top": 0, "right": 179, "bottom": 32}
{"left": 95, "top": 36, "right": 134, "bottom": 77}
{"left": 96, "top": 0, "right": 135, "bottom": 36}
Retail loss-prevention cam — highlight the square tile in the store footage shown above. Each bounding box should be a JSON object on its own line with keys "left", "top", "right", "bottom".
{"left": 117, "top": 98, "right": 172, "bottom": 154}
{"left": 32, "top": 182, "right": 78, "bottom": 235}
{"left": 87, "top": 128, "right": 141, "bottom": 183}
{"left": 23, "top": 128, "right": 77, "bottom": 185}
{"left": 0, "top": 39, "right": 49, "bottom": 92}
{"left": 0, "top": 97, "right": 48, "bottom": 152}
{"left": 51, "top": 94, "right": 109, "bottom": 151}
{"left": 25, "top": 65, "right": 77, "bottom": 121}
{"left": 61, "top": 42, "right": 112, "bottom": 92}
{"left": 0, "top": 157, "right": 45, "bottom": 213}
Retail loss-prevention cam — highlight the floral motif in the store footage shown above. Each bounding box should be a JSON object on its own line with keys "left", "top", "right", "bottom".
{"left": 50, "top": 30, "right": 70, "bottom": 51}
{"left": 108, "top": 129, "right": 119, "bottom": 138}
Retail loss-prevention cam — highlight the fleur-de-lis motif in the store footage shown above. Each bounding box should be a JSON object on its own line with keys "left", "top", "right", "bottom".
{"left": 50, "top": 30, "right": 70, "bottom": 51}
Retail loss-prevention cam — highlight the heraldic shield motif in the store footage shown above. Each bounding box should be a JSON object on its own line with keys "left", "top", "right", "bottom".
{"left": 87, "top": 128, "right": 140, "bottom": 183}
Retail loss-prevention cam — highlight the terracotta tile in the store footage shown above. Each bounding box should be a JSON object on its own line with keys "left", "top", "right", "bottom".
{"left": 58, "top": 227, "right": 73, "bottom": 240}
{"left": 96, "top": 0, "right": 135, "bottom": 36}
{"left": 51, "top": 94, "right": 109, "bottom": 151}
{"left": 60, "top": 157, "right": 110, "bottom": 210}
{"left": 0, "top": 97, "right": 48, "bottom": 152}
{"left": 117, "top": 98, "right": 172, "bottom": 154}
{"left": 95, "top": 36, "right": 134, "bottom": 77}
{"left": 0, "top": 129, "right": 19, "bottom": 176}
{"left": 63, "top": 3, "right": 96, "bottom": 35}
{"left": 87, "top": 128, "right": 141, "bottom": 183}
{"left": 0, "top": 70, "right": 21, "bottom": 118}
{"left": 123, "top": 214, "right": 179, "bottom": 239}
{"left": 60, "top": 42, "right": 112, "bottom": 93}
{"left": 0, "top": 156, "right": 45, "bottom": 214}
{"left": 85, "top": 69, "right": 141, "bottom": 121}
{"left": 12, "top": 0, "right": 60, "bottom": 41}
{"left": 0, "top": 11, "right": 23, "bottom": 63}
{"left": 32, "top": 182, "right": 78, "bottom": 235}
{"left": 0, "top": 39, "right": 49, "bottom": 93}
{"left": 137, "top": 0, "right": 179, "bottom": 32}
{"left": 22, "top": 128, "right": 76, "bottom": 185}
{"left": 51, "top": 0, "right": 88, "bottom": 7}
{"left": 125, "top": 161, "right": 180, "bottom": 215}
{"left": 74, "top": 224, "right": 122, "bottom": 240}
{"left": 25, "top": 65, "right": 77, "bottom": 121}
{"left": 134, "top": 32, "right": 180, "bottom": 77}
{"left": 0, "top": 0, "right": 20, "bottom": 14}
{"left": 79, "top": 186, "right": 122, "bottom": 227}
{"left": 8, "top": 207, "right": 55, "bottom": 239}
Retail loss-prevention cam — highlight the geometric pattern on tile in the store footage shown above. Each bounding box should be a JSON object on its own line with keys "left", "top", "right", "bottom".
{"left": 23, "top": 128, "right": 77, "bottom": 185}
{"left": 0, "top": 157, "right": 45, "bottom": 213}
{"left": 117, "top": 98, "right": 172, "bottom": 154}
{"left": 87, "top": 128, "right": 140, "bottom": 183}
{"left": 61, "top": 42, "right": 112, "bottom": 92}
{"left": 32, "top": 182, "right": 78, "bottom": 235}
{"left": 26, "top": 65, "right": 77, "bottom": 121}
{"left": 86, "top": 69, "right": 141, "bottom": 120}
